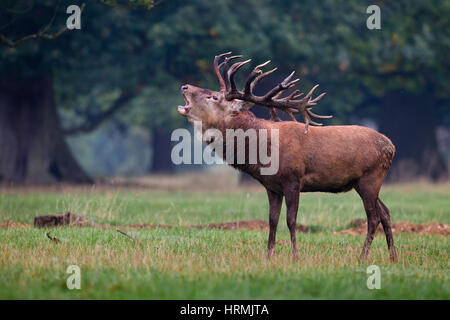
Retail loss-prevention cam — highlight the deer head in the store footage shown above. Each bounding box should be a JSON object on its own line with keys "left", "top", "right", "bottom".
{"left": 177, "top": 84, "right": 250, "bottom": 126}
{"left": 178, "top": 52, "right": 331, "bottom": 132}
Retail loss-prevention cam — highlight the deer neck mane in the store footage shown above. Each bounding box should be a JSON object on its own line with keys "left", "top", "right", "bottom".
{"left": 219, "top": 110, "right": 266, "bottom": 132}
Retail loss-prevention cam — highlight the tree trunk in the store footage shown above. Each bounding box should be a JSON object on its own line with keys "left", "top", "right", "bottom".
{"left": 150, "top": 127, "right": 174, "bottom": 173}
{"left": 379, "top": 90, "right": 447, "bottom": 182}
{"left": 0, "top": 75, "right": 92, "bottom": 185}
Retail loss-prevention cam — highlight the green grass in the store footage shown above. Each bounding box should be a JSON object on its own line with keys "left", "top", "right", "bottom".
{"left": 0, "top": 183, "right": 449, "bottom": 299}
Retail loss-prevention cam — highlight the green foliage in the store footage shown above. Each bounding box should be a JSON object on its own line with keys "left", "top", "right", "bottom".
{"left": 1, "top": 0, "right": 449, "bottom": 173}
{"left": 101, "top": 0, "right": 155, "bottom": 10}
{"left": 139, "top": 0, "right": 449, "bottom": 122}
{"left": 1, "top": 0, "right": 448, "bottom": 127}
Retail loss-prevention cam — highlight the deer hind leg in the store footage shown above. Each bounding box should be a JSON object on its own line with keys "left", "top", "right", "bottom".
{"left": 267, "top": 189, "right": 283, "bottom": 259}
{"left": 377, "top": 198, "right": 397, "bottom": 262}
{"left": 284, "top": 183, "right": 300, "bottom": 260}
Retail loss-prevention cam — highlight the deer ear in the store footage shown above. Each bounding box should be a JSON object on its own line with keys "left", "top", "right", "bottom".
{"left": 231, "top": 99, "right": 253, "bottom": 112}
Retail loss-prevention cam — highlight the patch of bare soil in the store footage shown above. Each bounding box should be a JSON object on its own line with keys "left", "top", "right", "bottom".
{"left": 0, "top": 222, "right": 31, "bottom": 229}
{"left": 196, "top": 220, "right": 269, "bottom": 230}
{"left": 193, "top": 219, "right": 310, "bottom": 232}
{"left": 1, "top": 214, "right": 447, "bottom": 236}
{"left": 121, "top": 220, "right": 309, "bottom": 232}
{"left": 1, "top": 214, "right": 310, "bottom": 232}
{"left": 119, "top": 223, "right": 173, "bottom": 230}
{"left": 336, "top": 219, "right": 449, "bottom": 236}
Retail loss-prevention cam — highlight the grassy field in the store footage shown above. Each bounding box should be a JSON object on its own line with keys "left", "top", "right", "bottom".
{"left": 0, "top": 179, "right": 449, "bottom": 299}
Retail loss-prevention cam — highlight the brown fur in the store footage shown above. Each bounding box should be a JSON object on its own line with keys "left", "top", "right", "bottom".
{"left": 179, "top": 84, "right": 397, "bottom": 262}
{"left": 218, "top": 111, "right": 395, "bottom": 195}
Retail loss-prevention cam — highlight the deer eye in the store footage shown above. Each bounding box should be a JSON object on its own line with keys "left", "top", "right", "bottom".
{"left": 212, "top": 96, "right": 218, "bottom": 100}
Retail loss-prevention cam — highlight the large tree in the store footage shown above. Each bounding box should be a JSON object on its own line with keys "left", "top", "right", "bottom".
{"left": 0, "top": 0, "right": 156, "bottom": 184}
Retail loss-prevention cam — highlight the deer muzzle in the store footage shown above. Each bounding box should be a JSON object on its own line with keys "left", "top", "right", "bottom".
{"left": 178, "top": 85, "right": 191, "bottom": 116}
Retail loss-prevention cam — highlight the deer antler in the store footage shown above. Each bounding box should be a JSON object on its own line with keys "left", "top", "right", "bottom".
{"left": 214, "top": 52, "right": 232, "bottom": 91}
{"left": 214, "top": 52, "right": 332, "bottom": 133}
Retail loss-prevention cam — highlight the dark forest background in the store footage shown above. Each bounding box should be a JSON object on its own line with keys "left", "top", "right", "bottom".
{"left": 0, "top": 0, "right": 449, "bottom": 185}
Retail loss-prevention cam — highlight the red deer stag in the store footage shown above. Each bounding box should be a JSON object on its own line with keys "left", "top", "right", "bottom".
{"left": 177, "top": 52, "right": 397, "bottom": 262}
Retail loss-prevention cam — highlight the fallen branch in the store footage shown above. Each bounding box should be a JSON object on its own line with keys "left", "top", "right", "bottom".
{"left": 116, "top": 229, "right": 140, "bottom": 243}
{"left": 46, "top": 232, "right": 61, "bottom": 244}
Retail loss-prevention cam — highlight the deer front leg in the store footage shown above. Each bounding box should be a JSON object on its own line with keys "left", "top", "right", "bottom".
{"left": 266, "top": 189, "right": 283, "bottom": 259}
{"left": 284, "top": 183, "right": 300, "bottom": 260}
{"left": 355, "top": 183, "right": 380, "bottom": 261}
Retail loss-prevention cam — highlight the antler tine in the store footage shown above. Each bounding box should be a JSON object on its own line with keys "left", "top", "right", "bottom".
{"left": 300, "top": 110, "right": 325, "bottom": 133}
{"left": 244, "top": 60, "right": 271, "bottom": 95}
{"left": 309, "top": 119, "right": 324, "bottom": 126}
{"left": 214, "top": 52, "right": 232, "bottom": 91}
{"left": 263, "top": 71, "right": 297, "bottom": 101}
{"left": 273, "top": 91, "right": 284, "bottom": 99}
{"left": 288, "top": 78, "right": 300, "bottom": 86}
{"left": 287, "top": 111, "right": 297, "bottom": 121}
{"left": 281, "top": 71, "right": 296, "bottom": 86}
{"left": 271, "top": 76, "right": 300, "bottom": 121}
{"left": 264, "top": 72, "right": 300, "bottom": 122}
{"left": 280, "top": 106, "right": 298, "bottom": 122}
{"left": 269, "top": 108, "right": 282, "bottom": 122}
{"left": 219, "top": 55, "right": 243, "bottom": 70}
{"left": 273, "top": 89, "right": 297, "bottom": 103}
{"left": 302, "top": 84, "right": 320, "bottom": 101}
{"left": 226, "top": 59, "right": 252, "bottom": 94}
{"left": 301, "top": 110, "right": 311, "bottom": 134}
{"left": 256, "top": 60, "right": 271, "bottom": 69}
{"left": 308, "top": 92, "right": 327, "bottom": 105}
{"left": 296, "top": 85, "right": 332, "bottom": 130}
{"left": 307, "top": 107, "right": 333, "bottom": 119}
{"left": 215, "top": 51, "right": 232, "bottom": 59}
{"left": 285, "top": 89, "right": 300, "bottom": 100}
{"left": 293, "top": 92, "right": 304, "bottom": 99}
{"left": 250, "top": 67, "right": 277, "bottom": 93}
{"left": 219, "top": 55, "right": 243, "bottom": 90}
{"left": 282, "top": 72, "right": 301, "bottom": 90}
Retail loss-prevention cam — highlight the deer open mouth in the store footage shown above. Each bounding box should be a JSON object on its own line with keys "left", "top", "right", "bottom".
{"left": 178, "top": 94, "right": 190, "bottom": 116}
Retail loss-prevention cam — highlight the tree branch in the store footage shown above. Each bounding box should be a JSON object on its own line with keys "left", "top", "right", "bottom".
{"left": 62, "top": 91, "right": 135, "bottom": 136}
{"left": 0, "top": 0, "right": 34, "bottom": 15}
{"left": 0, "top": 3, "right": 85, "bottom": 48}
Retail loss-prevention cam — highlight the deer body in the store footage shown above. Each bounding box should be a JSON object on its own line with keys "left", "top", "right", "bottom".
{"left": 215, "top": 111, "right": 394, "bottom": 195}
{"left": 178, "top": 53, "right": 397, "bottom": 262}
